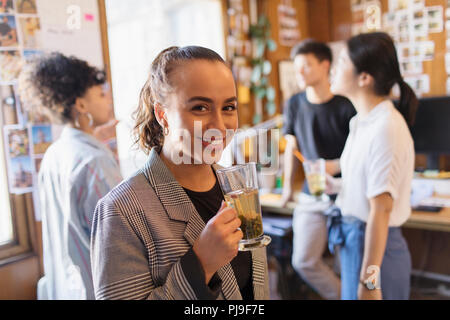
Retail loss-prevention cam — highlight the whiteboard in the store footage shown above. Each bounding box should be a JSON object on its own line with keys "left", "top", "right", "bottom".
{"left": 36, "top": 0, "right": 104, "bottom": 68}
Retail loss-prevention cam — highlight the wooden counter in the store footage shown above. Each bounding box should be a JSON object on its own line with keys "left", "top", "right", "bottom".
{"left": 260, "top": 193, "right": 450, "bottom": 233}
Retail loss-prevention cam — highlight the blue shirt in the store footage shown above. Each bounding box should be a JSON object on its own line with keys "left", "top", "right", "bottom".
{"left": 37, "top": 126, "right": 122, "bottom": 300}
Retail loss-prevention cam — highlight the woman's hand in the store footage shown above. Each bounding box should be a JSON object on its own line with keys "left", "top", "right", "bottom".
{"left": 325, "top": 159, "right": 341, "bottom": 176}
{"left": 193, "top": 201, "right": 243, "bottom": 283}
{"left": 325, "top": 174, "right": 342, "bottom": 195}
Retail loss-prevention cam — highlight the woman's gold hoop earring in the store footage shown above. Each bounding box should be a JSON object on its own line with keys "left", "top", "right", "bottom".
{"left": 163, "top": 126, "right": 169, "bottom": 136}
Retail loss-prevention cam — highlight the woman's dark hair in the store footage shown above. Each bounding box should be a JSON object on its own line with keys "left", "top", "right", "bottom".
{"left": 133, "top": 46, "right": 226, "bottom": 153}
{"left": 290, "top": 38, "right": 333, "bottom": 64}
{"left": 18, "top": 52, "right": 106, "bottom": 123}
{"left": 347, "top": 32, "right": 418, "bottom": 127}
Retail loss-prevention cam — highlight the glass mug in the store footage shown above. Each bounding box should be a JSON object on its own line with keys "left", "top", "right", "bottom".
{"left": 302, "top": 158, "right": 327, "bottom": 201}
{"left": 216, "top": 163, "right": 271, "bottom": 251}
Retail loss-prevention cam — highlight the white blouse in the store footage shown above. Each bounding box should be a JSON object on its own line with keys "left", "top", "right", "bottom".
{"left": 335, "top": 100, "right": 415, "bottom": 227}
{"left": 37, "top": 127, "right": 122, "bottom": 299}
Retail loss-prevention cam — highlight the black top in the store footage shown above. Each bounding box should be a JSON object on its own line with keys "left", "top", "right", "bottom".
{"left": 282, "top": 92, "right": 356, "bottom": 193}
{"left": 183, "top": 179, "right": 254, "bottom": 300}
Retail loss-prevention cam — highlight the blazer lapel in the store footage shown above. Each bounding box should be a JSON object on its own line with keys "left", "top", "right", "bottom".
{"left": 142, "top": 149, "right": 241, "bottom": 300}
{"left": 251, "top": 248, "right": 270, "bottom": 300}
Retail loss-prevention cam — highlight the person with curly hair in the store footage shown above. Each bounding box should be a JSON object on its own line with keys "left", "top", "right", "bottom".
{"left": 18, "top": 52, "right": 123, "bottom": 300}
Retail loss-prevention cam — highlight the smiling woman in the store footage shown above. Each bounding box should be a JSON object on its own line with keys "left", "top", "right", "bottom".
{"left": 90, "top": 45, "right": 269, "bottom": 300}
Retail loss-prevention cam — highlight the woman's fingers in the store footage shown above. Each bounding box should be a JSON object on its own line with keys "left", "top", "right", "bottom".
{"left": 215, "top": 202, "right": 237, "bottom": 224}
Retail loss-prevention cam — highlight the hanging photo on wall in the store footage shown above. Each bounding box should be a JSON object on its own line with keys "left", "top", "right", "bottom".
{"left": 389, "top": 0, "right": 409, "bottom": 12}
{"left": 278, "top": 1, "right": 300, "bottom": 46}
{"left": 16, "top": 0, "right": 37, "bottom": 14}
{"left": 4, "top": 125, "right": 30, "bottom": 158}
{"left": 278, "top": 60, "right": 300, "bottom": 103}
{"left": 426, "top": 6, "right": 443, "bottom": 34}
{"left": 401, "top": 60, "right": 423, "bottom": 75}
{"left": 0, "top": 0, "right": 15, "bottom": 14}
{"left": 364, "top": 0, "right": 382, "bottom": 32}
{"left": 30, "top": 124, "right": 52, "bottom": 155}
{"left": 404, "top": 74, "right": 430, "bottom": 96}
{"left": 18, "top": 16, "right": 42, "bottom": 48}
{"left": 23, "top": 49, "right": 43, "bottom": 61}
{"left": 421, "top": 41, "right": 435, "bottom": 61}
{"left": 8, "top": 155, "right": 34, "bottom": 193}
{"left": 383, "top": 12, "right": 397, "bottom": 38}
{"left": 3, "top": 124, "right": 34, "bottom": 194}
{"left": 0, "top": 14, "right": 18, "bottom": 47}
{"left": 0, "top": 50, "right": 22, "bottom": 81}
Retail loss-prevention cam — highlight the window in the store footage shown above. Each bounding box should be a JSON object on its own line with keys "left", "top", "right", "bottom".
{"left": 105, "top": 0, "right": 225, "bottom": 178}
{"left": 0, "top": 96, "right": 35, "bottom": 265}
{"left": 0, "top": 130, "right": 13, "bottom": 246}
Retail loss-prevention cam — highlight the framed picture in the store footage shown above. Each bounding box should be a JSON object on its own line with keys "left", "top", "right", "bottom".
{"left": 278, "top": 60, "right": 300, "bottom": 103}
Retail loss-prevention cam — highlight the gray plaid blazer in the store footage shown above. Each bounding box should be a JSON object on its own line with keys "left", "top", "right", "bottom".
{"left": 91, "top": 148, "right": 270, "bottom": 300}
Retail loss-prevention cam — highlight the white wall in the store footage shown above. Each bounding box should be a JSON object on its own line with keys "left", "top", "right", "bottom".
{"left": 106, "top": 0, "right": 225, "bottom": 178}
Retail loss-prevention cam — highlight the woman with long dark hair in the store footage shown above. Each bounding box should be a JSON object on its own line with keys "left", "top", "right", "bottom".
{"left": 328, "top": 32, "right": 418, "bottom": 300}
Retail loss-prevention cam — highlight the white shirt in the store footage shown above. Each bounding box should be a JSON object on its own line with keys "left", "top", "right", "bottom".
{"left": 37, "top": 127, "right": 122, "bottom": 300}
{"left": 335, "top": 100, "right": 415, "bottom": 227}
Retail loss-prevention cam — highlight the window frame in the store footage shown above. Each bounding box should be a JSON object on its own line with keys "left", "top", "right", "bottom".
{"left": 0, "top": 107, "right": 37, "bottom": 266}
{"left": 0, "top": 84, "right": 37, "bottom": 267}
{"left": 0, "top": 193, "right": 36, "bottom": 266}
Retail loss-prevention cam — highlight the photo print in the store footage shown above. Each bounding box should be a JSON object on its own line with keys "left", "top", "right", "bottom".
{"left": 8, "top": 154, "right": 33, "bottom": 193}
{"left": 389, "top": 0, "right": 409, "bottom": 12}
{"left": 22, "top": 48, "right": 42, "bottom": 61}
{"left": 15, "top": 0, "right": 37, "bottom": 14}
{"left": 30, "top": 124, "right": 52, "bottom": 155}
{"left": 426, "top": 6, "right": 443, "bottom": 33}
{"left": 18, "top": 16, "right": 41, "bottom": 48}
{"left": 0, "top": 50, "right": 22, "bottom": 81}
{"left": 0, "top": 14, "right": 18, "bottom": 47}
{"left": 4, "top": 125, "right": 30, "bottom": 158}
{"left": 0, "top": 0, "right": 14, "bottom": 14}
{"left": 401, "top": 60, "right": 423, "bottom": 75}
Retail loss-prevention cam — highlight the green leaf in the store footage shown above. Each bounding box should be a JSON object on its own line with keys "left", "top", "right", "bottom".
{"left": 266, "top": 101, "right": 276, "bottom": 116}
{"left": 251, "top": 66, "right": 261, "bottom": 83}
{"left": 251, "top": 58, "right": 262, "bottom": 65}
{"left": 253, "top": 113, "right": 262, "bottom": 125}
{"left": 266, "top": 86, "right": 276, "bottom": 101}
{"left": 249, "top": 25, "right": 264, "bottom": 38}
{"left": 256, "top": 41, "right": 265, "bottom": 57}
{"left": 258, "top": 15, "right": 270, "bottom": 27}
{"left": 255, "top": 87, "right": 266, "bottom": 99}
{"left": 267, "top": 39, "right": 277, "bottom": 51}
{"left": 260, "top": 77, "right": 268, "bottom": 86}
{"left": 262, "top": 61, "right": 272, "bottom": 75}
